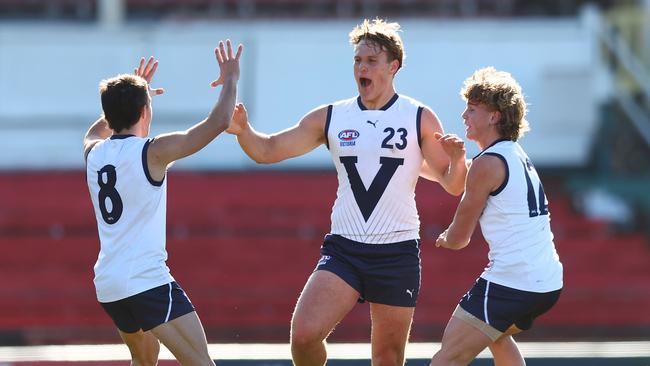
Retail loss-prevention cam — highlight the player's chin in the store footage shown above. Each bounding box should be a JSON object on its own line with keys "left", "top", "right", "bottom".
{"left": 464, "top": 127, "right": 473, "bottom": 140}
{"left": 357, "top": 85, "right": 373, "bottom": 99}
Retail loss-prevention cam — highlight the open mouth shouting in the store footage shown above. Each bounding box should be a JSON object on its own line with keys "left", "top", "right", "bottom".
{"left": 359, "top": 77, "right": 372, "bottom": 88}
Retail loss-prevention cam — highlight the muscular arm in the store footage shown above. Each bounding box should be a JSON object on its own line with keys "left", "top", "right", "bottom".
{"left": 230, "top": 104, "right": 328, "bottom": 164}
{"left": 420, "top": 158, "right": 471, "bottom": 182}
{"left": 436, "top": 155, "right": 505, "bottom": 250}
{"left": 419, "top": 107, "right": 468, "bottom": 196}
{"left": 83, "top": 117, "right": 112, "bottom": 161}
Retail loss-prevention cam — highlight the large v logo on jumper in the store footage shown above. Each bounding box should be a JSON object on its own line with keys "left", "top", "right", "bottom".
{"left": 339, "top": 156, "right": 404, "bottom": 222}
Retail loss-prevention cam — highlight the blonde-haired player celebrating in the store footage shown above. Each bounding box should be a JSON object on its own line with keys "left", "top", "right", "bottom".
{"left": 227, "top": 18, "right": 466, "bottom": 366}
{"left": 431, "top": 67, "right": 563, "bottom": 366}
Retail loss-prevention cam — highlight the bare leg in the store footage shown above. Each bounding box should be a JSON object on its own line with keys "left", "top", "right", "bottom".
{"left": 489, "top": 326, "right": 525, "bottom": 366}
{"left": 430, "top": 316, "right": 492, "bottom": 366}
{"left": 119, "top": 329, "right": 160, "bottom": 366}
{"left": 369, "top": 303, "right": 414, "bottom": 366}
{"left": 290, "top": 270, "right": 360, "bottom": 366}
{"left": 150, "top": 311, "right": 215, "bottom": 366}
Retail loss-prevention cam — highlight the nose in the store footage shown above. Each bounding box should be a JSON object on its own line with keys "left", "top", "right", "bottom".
{"left": 358, "top": 62, "right": 368, "bottom": 73}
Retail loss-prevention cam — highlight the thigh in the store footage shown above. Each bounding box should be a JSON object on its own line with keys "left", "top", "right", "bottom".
{"left": 489, "top": 334, "right": 525, "bottom": 366}
{"left": 369, "top": 303, "right": 414, "bottom": 362}
{"left": 291, "top": 270, "right": 360, "bottom": 341}
{"left": 151, "top": 311, "right": 214, "bottom": 366}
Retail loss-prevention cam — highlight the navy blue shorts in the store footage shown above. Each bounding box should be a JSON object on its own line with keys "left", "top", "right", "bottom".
{"left": 100, "top": 281, "right": 195, "bottom": 333}
{"left": 315, "top": 234, "right": 421, "bottom": 307}
{"left": 454, "top": 277, "right": 561, "bottom": 341}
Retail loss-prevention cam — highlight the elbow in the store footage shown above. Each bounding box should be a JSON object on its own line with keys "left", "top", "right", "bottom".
{"left": 253, "top": 157, "right": 272, "bottom": 164}
{"left": 251, "top": 154, "right": 280, "bottom": 165}
{"left": 450, "top": 187, "right": 464, "bottom": 197}
{"left": 445, "top": 185, "right": 464, "bottom": 197}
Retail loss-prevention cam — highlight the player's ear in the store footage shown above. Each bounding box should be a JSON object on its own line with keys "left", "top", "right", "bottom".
{"left": 140, "top": 103, "right": 150, "bottom": 121}
{"left": 389, "top": 59, "right": 400, "bottom": 76}
{"left": 490, "top": 110, "right": 502, "bottom": 125}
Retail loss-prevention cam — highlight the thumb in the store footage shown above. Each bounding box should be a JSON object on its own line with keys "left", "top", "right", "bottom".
{"left": 152, "top": 88, "right": 165, "bottom": 96}
{"left": 434, "top": 132, "right": 443, "bottom": 140}
{"left": 210, "top": 78, "right": 223, "bottom": 88}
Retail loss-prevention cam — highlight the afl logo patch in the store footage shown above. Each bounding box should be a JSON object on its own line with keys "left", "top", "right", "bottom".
{"left": 338, "top": 129, "right": 359, "bottom": 146}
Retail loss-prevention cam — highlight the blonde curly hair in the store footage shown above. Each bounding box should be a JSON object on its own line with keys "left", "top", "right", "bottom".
{"left": 349, "top": 18, "right": 405, "bottom": 73}
{"left": 461, "top": 67, "right": 530, "bottom": 141}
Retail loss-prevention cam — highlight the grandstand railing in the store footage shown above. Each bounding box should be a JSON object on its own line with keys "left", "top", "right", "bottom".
{"left": 594, "top": 5, "right": 650, "bottom": 147}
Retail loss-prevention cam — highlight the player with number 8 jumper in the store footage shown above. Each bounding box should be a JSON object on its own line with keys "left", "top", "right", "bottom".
{"left": 84, "top": 40, "right": 242, "bottom": 366}
{"left": 226, "top": 19, "right": 467, "bottom": 366}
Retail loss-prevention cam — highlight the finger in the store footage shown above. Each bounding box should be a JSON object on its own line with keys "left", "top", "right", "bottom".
{"left": 235, "top": 44, "right": 243, "bottom": 61}
{"left": 144, "top": 56, "right": 155, "bottom": 75}
{"left": 218, "top": 40, "right": 227, "bottom": 62}
{"left": 210, "top": 77, "right": 223, "bottom": 88}
{"left": 226, "top": 39, "right": 233, "bottom": 60}
{"left": 434, "top": 132, "right": 443, "bottom": 140}
{"left": 215, "top": 44, "right": 224, "bottom": 64}
{"left": 151, "top": 87, "right": 164, "bottom": 95}
{"left": 137, "top": 57, "right": 145, "bottom": 75}
{"left": 147, "top": 61, "right": 159, "bottom": 80}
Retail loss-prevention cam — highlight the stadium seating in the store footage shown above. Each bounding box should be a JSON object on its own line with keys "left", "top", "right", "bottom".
{"left": 0, "top": 171, "right": 648, "bottom": 344}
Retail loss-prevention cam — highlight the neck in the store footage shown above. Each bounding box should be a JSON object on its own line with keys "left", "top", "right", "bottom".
{"left": 360, "top": 86, "right": 396, "bottom": 110}
{"left": 121, "top": 121, "right": 147, "bottom": 137}
{"left": 478, "top": 134, "right": 507, "bottom": 151}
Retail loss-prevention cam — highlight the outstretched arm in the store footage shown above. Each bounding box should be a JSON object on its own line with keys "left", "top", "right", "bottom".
{"left": 227, "top": 103, "right": 328, "bottom": 164}
{"left": 435, "top": 154, "right": 504, "bottom": 250}
{"left": 147, "top": 39, "right": 242, "bottom": 178}
{"left": 419, "top": 107, "right": 468, "bottom": 196}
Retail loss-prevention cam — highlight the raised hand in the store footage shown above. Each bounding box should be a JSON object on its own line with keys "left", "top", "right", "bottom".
{"left": 435, "top": 132, "right": 466, "bottom": 162}
{"left": 227, "top": 103, "right": 249, "bottom": 135}
{"left": 134, "top": 56, "right": 165, "bottom": 97}
{"left": 210, "top": 39, "right": 243, "bottom": 88}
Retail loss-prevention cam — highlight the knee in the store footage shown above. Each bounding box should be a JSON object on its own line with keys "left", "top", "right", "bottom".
{"left": 290, "top": 324, "right": 324, "bottom": 351}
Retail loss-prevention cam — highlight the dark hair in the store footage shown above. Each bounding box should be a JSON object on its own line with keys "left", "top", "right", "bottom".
{"left": 99, "top": 74, "right": 149, "bottom": 133}
{"left": 349, "top": 18, "right": 405, "bottom": 73}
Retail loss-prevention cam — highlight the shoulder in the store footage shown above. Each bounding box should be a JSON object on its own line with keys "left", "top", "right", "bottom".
{"left": 397, "top": 94, "right": 426, "bottom": 108}
{"left": 331, "top": 96, "right": 358, "bottom": 108}
{"left": 301, "top": 104, "right": 332, "bottom": 127}
{"left": 84, "top": 137, "right": 113, "bottom": 161}
{"left": 416, "top": 104, "right": 443, "bottom": 134}
{"left": 468, "top": 154, "right": 507, "bottom": 193}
